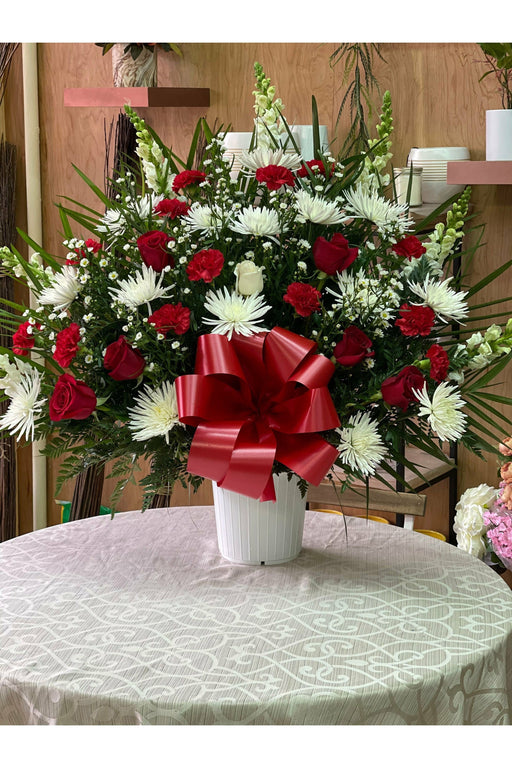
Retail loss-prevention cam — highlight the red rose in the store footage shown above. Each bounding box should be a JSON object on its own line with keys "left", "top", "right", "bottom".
{"left": 255, "top": 164, "right": 295, "bottom": 191}
{"left": 12, "top": 321, "right": 40, "bottom": 356}
{"left": 392, "top": 235, "right": 426, "bottom": 261}
{"left": 148, "top": 303, "right": 191, "bottom": 336}
{"left": 395, "top": 304, "right": 435, "bottom": 337}
{"left": 427, "top": 343, "right": 450, "bottom": 382}
{"left": 103, "top": 336, "right": 146, "bottom": 381}
{"left": 313, "top": 233, "right": 358, "bottom": 275}
{"left": 53, "top": 323, "right": 81, "bottom": 368}
{"left": 297, "top": 159, "right": 334, "bottom": 178}
{"left": 137, "top": 230, "right": 174, "bottom": 272}
{"left": 333, "top": 326, "right": 374, "bottom": 367}
{"left": 186, "top": 249, "right": 224, "bottom": 283}
{"left": 381, "top": 365, "right": 425, "bottom": 411}
{"left": 283, "top": 282, "right": 321, "bottom": 317}
{"left": 154, "top": 198, "right": 191, "bottom": 219}
{"left": 172, "top": 170, "right": 206, "bottom": 193}
{"left": 49, "top": 373, "right": 97, "bottom": 421}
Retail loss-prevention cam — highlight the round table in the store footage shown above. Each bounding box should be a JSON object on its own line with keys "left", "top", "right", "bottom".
{"left": 1, "top": 506, "right": 512, "bottom": 725}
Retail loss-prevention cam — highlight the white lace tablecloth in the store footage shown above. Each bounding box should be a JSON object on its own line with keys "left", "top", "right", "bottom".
{"left": 1, "top": 506, "right": 512, "bottom": 725}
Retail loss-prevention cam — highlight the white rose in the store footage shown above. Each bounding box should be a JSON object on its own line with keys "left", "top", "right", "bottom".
{"left": 456, "top": 530, "right": 488, "bottom": 559}
{"left": 235, "top": 261, "right": 264, "bottom": 296}
{"left": 453, "top": 484, "right": 498, "bottom": 558}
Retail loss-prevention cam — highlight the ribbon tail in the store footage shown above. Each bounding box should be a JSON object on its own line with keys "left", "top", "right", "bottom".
{"left": 187, "top": 421, "right": 245, "bottom": 483}
{"left": 275, "top": 433, "right": 339, "bottom": 486}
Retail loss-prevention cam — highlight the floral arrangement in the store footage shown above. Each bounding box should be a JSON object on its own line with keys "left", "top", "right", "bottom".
{"left": 454, "top": 436, "right": 512, "bottom": 571}
{"left": 2, "top": 63, "right": 512, "bottom": 511}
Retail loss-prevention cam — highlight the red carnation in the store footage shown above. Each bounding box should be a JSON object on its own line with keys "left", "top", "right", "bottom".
{"left": 333, "top": 326, "right": 374, "bottom": 367}
{"left": 255, "top": 164, "right": 295, "bottom": 191}
{"left": 297, "top": 159, "right": 334, "bottom": 178}
{"left": 154, "top": 198, "right": 191, "bottom": 219}
{"left": 392, "top": 235, "right": 426, "bottom": 261}
{"left": 12, "top": 321, "right": 40, "bottom": 356}
{"left": 395, "top": 304, "right": 435, "bottom": 337}
{"left": 53, "top": 323, "right": 81, "bottom": 368}
{"left": 426, "top": 343, "right": 450, "bottom": 382}
{"left": 283, "top": 282, "right": 321, "bottom": 317}
{"left": 381, "top": 365, "right": 425, "bottom": 411}
{"left": 148, "top": 303, "right": 191, "bottom": 337}
{"left": 137, "top": 230, "right": 174, "bottom": 272}
{"left": 313, "top": 233, "right": 358, "bottom": 275}
{"left": 172, "top": 170, "right": 206, "bottom": 193}
{"left": 186, "top": 249, "right": 224, "bottom": 283}
{"left": 103, "top": 336, "right": 146, "bottom": 381}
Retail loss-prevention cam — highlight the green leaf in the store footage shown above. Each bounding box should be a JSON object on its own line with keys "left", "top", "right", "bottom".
{"left": 466, "top": 392, "right": 512, "bottom": 428}
{"left": 71, "top": 164, "right": 111, "bottom": 208}
{"left": 186, "top": 118, "right": 207, "bottom": 170}
{"left": 466, "top": 258, "right": 512, "bottom": 298}
{"left": 311, "top": 96, "right": 321, "bottom": 158}
{"left": 15, "top": 230, "right": 60, "bottom": 271}
{"left": 464, "top": 350, "right": 512, "bottom": 393}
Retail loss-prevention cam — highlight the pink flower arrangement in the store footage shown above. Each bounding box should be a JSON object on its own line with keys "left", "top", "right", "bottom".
{"left": 483, "top": 501, "right": 512, "bottom": 570}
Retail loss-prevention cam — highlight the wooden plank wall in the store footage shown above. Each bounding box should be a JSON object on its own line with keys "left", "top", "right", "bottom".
{"left": 4, "top": 42, "right": 512, "bottom": 537}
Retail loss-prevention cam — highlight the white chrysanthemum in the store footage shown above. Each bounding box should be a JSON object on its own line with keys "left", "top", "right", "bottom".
{"left": 229, "top": 206, "right": 283, "bottom": 238}
{"left": 408, "top": 276, "right": 469, "bottom": 323}
{"left": 239, "top": 146, "right": 302, "bottom": 171}
{"left": 336, "top": 411, "right": 387, "bottom": 476}
{"left": 129, "top": 193, "right": 164, "bottom": 219}
{"left": 0, "top": 355, "right": 36, "bottom": 397}
{"left": 109, "top": 264, "right": 174, "bottom": 311}
{"left": 0, "top": 368, "right": 45, "bottom": 442}
{"left": 97, "top": 207, "right": 127, "bottom": 237}
{"left": 184, "top": 203, "right": 228, "bottom": 234}
{"left": 294, "top": 190, "right": 347, "bottom": 226}
{"left": 128, "top": 381, "right": 181, "bottom": 443}
{"left": 203, "top": 287, "right": 271, "bottom": 340}
{"left": 343, "top": 184, "right": 413, "bottom": 233}
{"left": 38, "top": 266, "right": 80, "bottom": 311}
{"left": 413, "top": 382, "right": 467, "bottom": 442}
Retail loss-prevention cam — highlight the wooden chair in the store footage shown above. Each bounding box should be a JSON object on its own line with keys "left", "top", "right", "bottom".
{"left": 307, "top": 478, "right": 427, "bottom": 531}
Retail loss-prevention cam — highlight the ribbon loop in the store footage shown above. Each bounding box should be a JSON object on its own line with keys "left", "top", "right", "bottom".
{"left": 176, "top": 327, "right": 340, "bottom": 500}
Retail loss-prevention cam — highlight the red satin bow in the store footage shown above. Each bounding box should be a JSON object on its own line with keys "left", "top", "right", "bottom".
{"left": 176, "top": 327, "right": 340, "bottom": 501}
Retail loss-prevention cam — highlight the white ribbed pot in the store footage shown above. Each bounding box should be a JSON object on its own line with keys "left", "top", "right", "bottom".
{"left": 486, "top": 110, "right": 512, "bottom": 161}
{"left": 212, "top": 474, "right": 306, "bottom": 565}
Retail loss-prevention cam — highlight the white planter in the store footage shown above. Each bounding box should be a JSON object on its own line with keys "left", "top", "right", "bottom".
{"left": 212, "top": 474, "right": 306, "bottom": 565}
{"left": 486, "top": 110, "right": 512, "bottom": 161}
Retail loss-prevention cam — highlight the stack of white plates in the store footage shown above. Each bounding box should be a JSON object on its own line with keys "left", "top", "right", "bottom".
{"left": 407, "top": 147, "right": 470, "bottom": 204}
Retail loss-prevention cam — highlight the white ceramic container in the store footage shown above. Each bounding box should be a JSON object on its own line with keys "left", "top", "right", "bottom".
{"left": 486, "top": 110, "right": 512, "bottom": 161}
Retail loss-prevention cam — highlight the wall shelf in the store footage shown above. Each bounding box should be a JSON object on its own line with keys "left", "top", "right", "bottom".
{"left": 447, "top": 160, "right": 512, "bottom": 185}
{"left": 64, "top": 87, "right": 210, "bottom": 108}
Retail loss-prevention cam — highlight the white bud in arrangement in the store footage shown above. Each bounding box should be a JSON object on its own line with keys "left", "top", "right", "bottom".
{"left": 234, "top": 260, "right": 264, "bottom": 296}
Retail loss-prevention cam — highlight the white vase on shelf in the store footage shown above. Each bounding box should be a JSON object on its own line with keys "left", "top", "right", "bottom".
{"left": 486, "top": 110, "right": 512, "bottom": 161}
{"left": 212, "top": 474, "right": 306, "bottom": 565}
